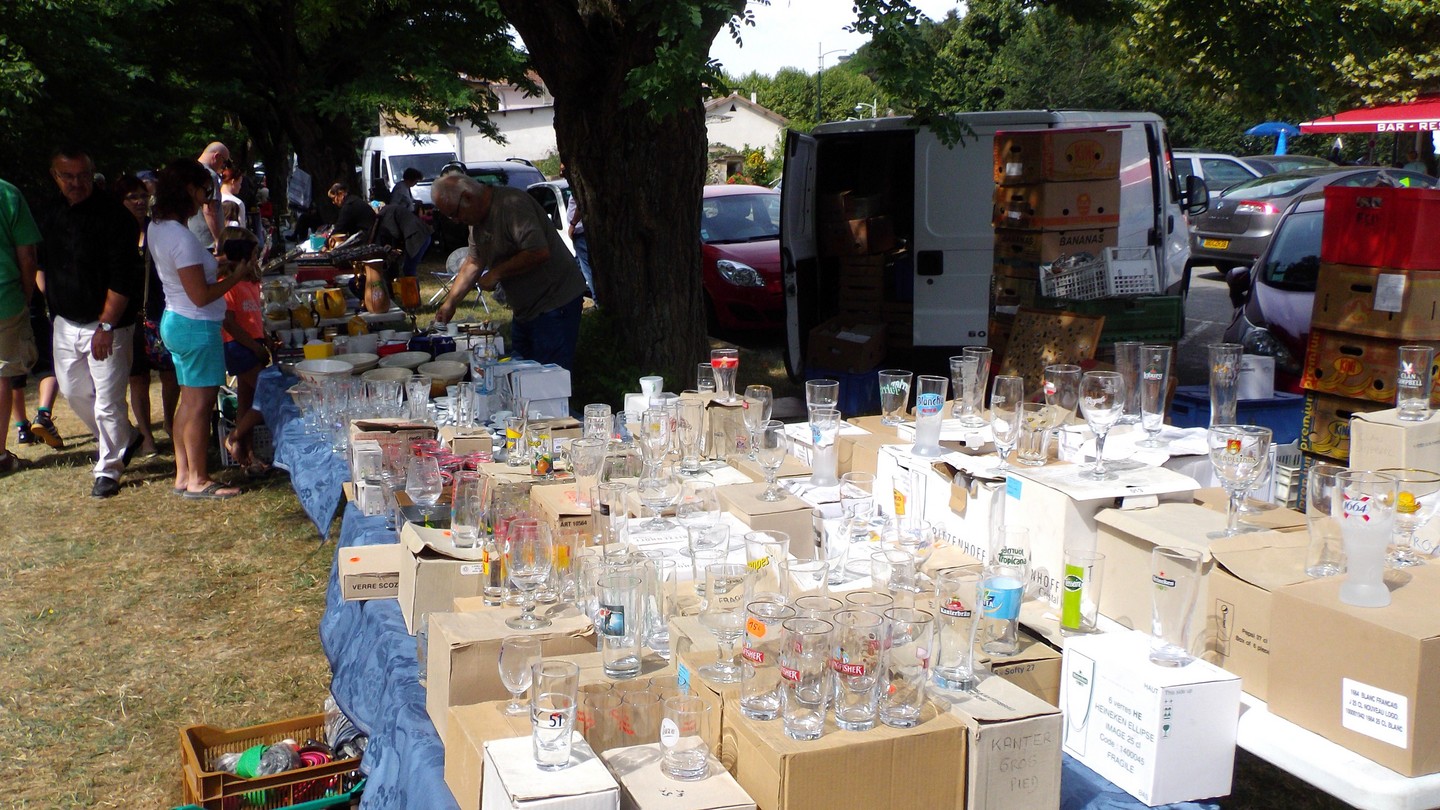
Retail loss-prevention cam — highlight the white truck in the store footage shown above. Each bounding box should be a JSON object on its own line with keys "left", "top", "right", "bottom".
{"left": 361, "top": 134, "right": 460, "bottom": 206}
{"left": 780, "top": 110, "right": 1209, "bottom": 377}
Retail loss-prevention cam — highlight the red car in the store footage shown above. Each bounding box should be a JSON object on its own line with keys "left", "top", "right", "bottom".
{"left": 701, "top": 184, "right": 784, "bottom": 333}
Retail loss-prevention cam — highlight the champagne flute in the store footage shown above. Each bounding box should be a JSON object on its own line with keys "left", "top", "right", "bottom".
{"left": 743, "top": 384, "right": 773, "bottom": 460}
{"left": 990, "top": 375, "right": 1023, "bottom": 471}
{"left": 505, "top": 518, "right": 554, "bottom": 629}
{"left": 404, "top": 454, "right": 444, "bottom": 508}
{"left": 755, "top": 419, "right": 788, "bottom": 502}
{"left": 1078, "top": 371, "right": 1124, "bottom": 481}
{"left": 498, "top": 635, "right": 543, "bottom": 716}
{"left": 1206, "top": 425, "right": 1272, "bottom": 539}
{"left": 1137, "top": 345, "right": 1173, "bottom": 448}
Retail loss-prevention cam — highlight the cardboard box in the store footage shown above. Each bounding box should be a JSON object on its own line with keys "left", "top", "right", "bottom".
{"left": 532, "top": 482, "right": 595, "bottom": 537}
{"left": 601, "top": 745, "right": 756, "bottom": 810}
{"left": 992, "top": 128, "right": 1123, "bottom": 185}
{"left": 441, "top": 425, "right": 496, "bottom": 455}
{"left": 1301, "top": 328, "right": 1440, "bottom": 406}
{"left": 1191, "top": 487, "right": 1307, "bottom": 532}
{"left": 1310, "top": 263, "right": 1440, "bottom": 340}
{"left": 993, "top": 227, "right": 1118, "bottom": 265}
{"left": 805, "top": 316, "right": 886, "bottom": 375}
{"left": 992, "top": 180, "right": 1121, "bottom": 230}
{"left": 990, "top": 270, "right": 1041, "bottom": 309}
{"left": 1268, "top": 563, "right": 1440, "bottom": 777}
{"left": 716, "top": 483, "right": 818, "bottom": 561}
{"left": 939, "top": 673, "right": 1061, "bottom": 810}
{"left": 482, "top": 735, "right": 619, "bottom": 810}
{"left": 349, "top": 417, "right": 437, "bottom": 448}
{"left": 336, "top": 542, "right": 404, "bottom": 601}
{"left": 819, "top": 191, "right": 887, "bottom": 221}
{"left": 446, "top": 702, "right": 534, "bottom": 810}
{"left": 725, "top": 452, "right": 811, "bottom": 483}
{"left": 426, "top": 607, "right": 596, "bottom": 737}
{"left": 398, "top": 522, "right": 492, "bottom": 634}
{"left": 1348, "top": 407, "right": 1440, "bottom": 472}
{"left": 818, "top": 215, "right": 896, "bottom": 256}
{"left": 837, "top": 430, "right": 906, "bottom": 478}
{"left": 1061, "top": 630, "right": 1240, "bottom": 805}
{"left": 1299, "top": 391, "right": 1369, "bottom": 461}
{"left": 1319, "top": 185, "right": 1440, "bottom": 271}
{"left": 981, "top": 632, "right": 1064, "bottom": 707}
{"left": 1204, "top": 529, "right": 1309, "bottom": 701}
{"left": 725, "top": 697, "right": 964, "bottom": 810}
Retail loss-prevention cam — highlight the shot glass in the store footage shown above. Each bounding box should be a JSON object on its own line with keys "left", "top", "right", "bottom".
{"left": 911, "top": 374, "right": 949, "bottom": 457}
{"left": 744, "top": 530, "right": 790, "bottom": 602}
{"left": 780, "top": 617, "right": 834, "bottom": 741}
{"left": 1059, "top": 549, "right": 1105, "bottom": 636}
{"left": 1396, "top": 345, "right": 1435, "bottom": 422}
{"left": 660, "top": 696, "right": 714, "bottom": 781}
{"left": 740, "top": 601, "right": 796, "bottom": 720}
{"left": 1149, "top": 546, "right": 1203, "bottom": 666}
{"left": 879, "top": 607, "right": 933, "bottom": 728}
{"left": 933, "top": 566, "right": 984, "bottom": 691}
{"left": 878, "top": 370, "right": 913, "bottom": 425}
{"left": 831, "top": 610, "right": 886, "bottom": 732}
{"left": 530, "top": 660, "right": 581, "bottom": 771}
{"left": 1303, "top": 463, "right": 1347, "bottom": 578}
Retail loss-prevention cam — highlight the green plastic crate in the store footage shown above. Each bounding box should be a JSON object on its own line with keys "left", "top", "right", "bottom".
{"left": 1035, "top": 294, "right": 1184, "bottom": 345}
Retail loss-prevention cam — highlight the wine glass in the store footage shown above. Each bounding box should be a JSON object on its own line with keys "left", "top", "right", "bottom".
{"left": 755, "top": 419, "right": 788, "bottom": 502}
{"left": 1078, "top": 371, "right": 1124, "bottom": 481}
{"left": 743, "top": 384, "right": 773, "bottom": 460}
{"left": 636, "top": 467, "right": 683, "bottom": 531}
{"left": 404, "top": 454, "right": 444, "bottom": 509}
{"left": 505, "top": 518, "right": 554, "bottom": 629}
{"left": 1206, "top": 425, "right": 1272, "bottom": 539}
{"left": 990, "top": 375, "right": 1023, "bottom": 471}
{"left": 639, "top": 407, "right": 671, "bottom": 476}
{"left": 699, "top": 562, "right": 754, "bottom": 683}
{"left": 498, "top": 635, "right": 543, "bottom": 716}
{"left": 1375, "top": 467, "right": 1440, "bottom": 567}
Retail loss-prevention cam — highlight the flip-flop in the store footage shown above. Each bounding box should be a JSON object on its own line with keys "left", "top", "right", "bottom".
{"left": 171, "top": 486, "right": 184, "bottom": 496}
{"left": 184, "top": 482, "right": 241, "bottom": 500}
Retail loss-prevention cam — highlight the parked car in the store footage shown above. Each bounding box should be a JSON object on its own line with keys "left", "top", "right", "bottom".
{"left": 1172, "top": 150, "right": 1263, "bottom": 192}
{"left": 432, "top": 159, "right": 549, "bottom": 253}
{"left": 701, "top": 184, "right": 783, "bottom": 333}
{"left": 525, "top": 179, "right": 576, "bottom": 257}
{"left": 1240, "top": 154, "right": 1336, "bottom": 175}
{"left": 1188, "top": 167, "right": 1436, "bottom": 273}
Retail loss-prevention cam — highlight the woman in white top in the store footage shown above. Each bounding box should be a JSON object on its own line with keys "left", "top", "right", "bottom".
{"left": 150, "top": 159, "right": 245, "bottom": 500}
{"left": 221, "top": 160, "right": 246, "bottom": 227}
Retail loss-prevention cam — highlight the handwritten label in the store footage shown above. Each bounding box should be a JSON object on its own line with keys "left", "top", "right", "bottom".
{"left": 745, "top": 616, "right": 767, "bottom": 638}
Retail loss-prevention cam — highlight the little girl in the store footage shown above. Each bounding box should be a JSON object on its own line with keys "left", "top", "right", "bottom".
{"left": 219, "top": 227, "right": 271, "bottom": 474}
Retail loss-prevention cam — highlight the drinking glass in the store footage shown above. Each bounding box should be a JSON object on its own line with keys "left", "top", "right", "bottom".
{"left": 406, "top": 374, "right": 432, "bottom": 422}
{"left": 638, "top": 408, "right": 671, "bottom": 475}
{"left": 530, "top": 660, "right": 580, "bottom": 771}
{"left": 1043, "top": 363, "right": 1082, "bottom": 427}
{"left": 1078, "top": 371, "right": 1124, "bottom": 481}
{"left": 1376, "top": 467, "right": 1440, "bottom": 567}
{"left": 506, "top": 519, "right": 554, "bottom": 629}
{"left": 688, "top": 545, "right": 728, "bottom": 600}
{"left": 528, "top": 423, "right": 554, "bottom": 479}
{"left": 933, "top": 566, "right": 984, "bottom": 690}
{"left": 804, "top": 378, "right": 839, "bottom": 418}
{"left": 780, "top": 617, "right": 834, "bottom": 741}
{"left": 598, "top": 572, "right": 644, "bottom": 678}
{"left": 676, "top": 399, "right": 705, "bottom": 475}
{"left": 793, "top": 595, "right": 843, "bottom": 621}
{"left": 660, "top": 696, "right": 713, "bottom": 781}
{"left": 578, "top": 684, "right": 621, "bottom": 754}
{"left": 1113, "top": 341, "right": 1143, "bottom": 425}
{"left": 583, "top": 403, "right": 613, "bottom": 440}
{"left": 990, "top": 374, "right": 1024, "bottom": 471}
{"left": 569, "top": 437, "right": 607, "bottom": 509}
{"left": 592, "top": 481, "right": 630, "bottom": 549}
{"left": 1208, "top": 343, "right": 1242, "bottom": 427}
{"left": 843, "top": 590, "right": 894, "bottom": 616}
{"left": 954, "top": 346, "right": 993, "bottom": 426}
{"left": 1304, "top": 463, "right": 1347, "bottom": 578}
{"left": 675, "top": 480, "right": 721, "bottom": 532}
{"left": 878, "top": 369, "right": 913, "bottom": 425}
{"left": 453, "top": 381, "right": 476, "bottom": 428}
{"left": 982, "top": 526, "right": 1029, "bottom": 655}
{"left": 781, "top": 559, "right": 830, "bottom": 601}
{"left": 740, "top": 601, "right": 795, "bottom": 720}
{"left": 550, "top": 528, "right": 582, "bottom": 604}
{"left": 1334, "top": 470, "right": 1398, "bottom": 608}
{"left": 639, "top": 555, "right": 678, "bottom": 659}
{"left": 911, "top": 375, "right": 949, "bottom": 457}
{"left": 1206, "top": 425, "right": 1272, "bottom": 538}
{"left": 743, "top": 384, "right": 774, "bottom": 460}
{"left": 404, "top": 454, "right": 443, "bottom": 508}
{"left": 808, "top": 406, "right": 842, "bottom": 488}
{"left": 450, "top": 471, "right": 487, "bottom": 549}
{"left": 711, "top": 348, "right": 740, "bottom": 404}
{"left": 755, "top": 420, "right": 789, "bottom": 502}
{"left": 879, "top": 608, "right": 933, "bottom": 728}
{"left": 1060, "top": 549, "right": 1105, "bottom": 636}
{"left": 1015, "top": 402, "right": 1053, "bottom": 467}
{"left": 636, "top": 468, "right": 682, "bottom": 531}
{"left": 870, "top": 548, "right": 918, "bottom": 605}
{"left": 685, "top": 521, "right": 729, "bottom": 563}
{"left": 744, "top": 530, "right": 790, "bottom": 602}
{"left": 504, "top": 415, "right": 526, "bottom": 467}
{"left": 499, "top": 636, "right": 543, "bottom": 716}
{"left": 1396, "top": 345, "right": 1436, "bottom": 422}
{"left": 1149, "top": 546, "right": 1203, "bottom": 666}
{"left": 695, "top": 362, "right": 716, "bottom": 394}
{"left": 1137, "top": 344, "right": 1173, "bottom": 448}
{"left": 699, "top": 563, "right": 753, "bottom": 683}
{"left": 831, "top": 609, "right": 885, "bottom": 731}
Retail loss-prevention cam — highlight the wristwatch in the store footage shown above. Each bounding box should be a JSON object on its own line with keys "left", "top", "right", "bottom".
{"left": 98, "top": 322, "right": 114, "bottom": 333}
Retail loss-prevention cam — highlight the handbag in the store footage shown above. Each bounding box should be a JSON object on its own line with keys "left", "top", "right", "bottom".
{"left": 139, "top": 237, "right": 170, "bottom": 368}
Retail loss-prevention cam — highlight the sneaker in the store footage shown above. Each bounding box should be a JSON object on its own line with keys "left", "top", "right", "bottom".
{"left": 29, "top": 413, "right": 62, "bottom": 449}
{"left": 15, "top": 423, "right": 34, "bottom": 445}
{"left": 91, "top": 476, "right": 121, "bottom": 498}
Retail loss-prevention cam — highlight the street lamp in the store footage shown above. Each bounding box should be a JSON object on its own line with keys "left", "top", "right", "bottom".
{"left": 854, "top": 99, "right": 879, "bottom": 118}
{"left": 816, "top": 44, "right": 849, "bottom": 124}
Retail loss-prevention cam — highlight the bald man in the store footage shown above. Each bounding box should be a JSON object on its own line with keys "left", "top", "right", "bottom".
{"left": 187, "top": 142, "right": 229, "bottom": 250}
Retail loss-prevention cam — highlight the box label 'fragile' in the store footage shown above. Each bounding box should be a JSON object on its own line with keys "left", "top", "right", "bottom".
{"left": 1341, "top": 678, "right": 1408, "bottom": 748}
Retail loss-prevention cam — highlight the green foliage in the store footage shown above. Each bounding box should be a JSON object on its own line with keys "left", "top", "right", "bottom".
{"left": 722, "top": 145, "right": 780, "bottom": 186}
{"left": 725, "top": 64, "right": 892, "bottom": 130}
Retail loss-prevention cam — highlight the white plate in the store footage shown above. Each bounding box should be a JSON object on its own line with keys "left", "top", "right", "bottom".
{"left": 377, "top": 351, "right": 432, "bottom": 369}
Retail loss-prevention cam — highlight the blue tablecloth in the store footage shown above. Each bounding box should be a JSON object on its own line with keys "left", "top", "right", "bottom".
{"left": 255, "top": 367, "right": 348, "bottom": 539}
{"left": 1062, "top": 754, "right": 1221, "bottom": 809}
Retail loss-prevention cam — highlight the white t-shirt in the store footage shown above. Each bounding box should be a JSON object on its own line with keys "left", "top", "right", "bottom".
{"left": 149, "top": 218, "right": 225, "bottom": 321}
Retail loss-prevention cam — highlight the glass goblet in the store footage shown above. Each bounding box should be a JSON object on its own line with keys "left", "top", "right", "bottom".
{"left": 1078, "top": 371, "right": 1124, "bottom": 481}
{"left": 498, "top": 635, "right": 543, "bottom": 715}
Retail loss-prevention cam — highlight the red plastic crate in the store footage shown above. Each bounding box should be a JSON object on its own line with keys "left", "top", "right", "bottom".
{"left": 1320, "top": 186, "right": 1440, "bottom": 270}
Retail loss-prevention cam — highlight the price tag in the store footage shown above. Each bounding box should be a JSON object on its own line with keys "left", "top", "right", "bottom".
{"left": 746, "top": 615, "right": 767, "bottom": 638}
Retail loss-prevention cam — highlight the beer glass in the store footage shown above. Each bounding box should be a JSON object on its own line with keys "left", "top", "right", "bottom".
{"left": 744, "top": 530, "right": 790, "bottom": 602}
{"left": 990, "top": 374, "right": 1024, "bottom": 471}
{"left": 1060, "top": 549, "right": 1105, "bottom": 636}
{"left": 505, "top": 519, "right": 553, "bottom": 630}
{"left": 809, "top": 406, "right": 842, "bottom": 488}
{"left": 1377, "top": 467, "right": 1440, "bottom": 567}
{"left": 1334, "top": 471, "right": 1398, "bottom": 608}
{"left": 660, "top": 696, "right": 713, "bottom": 781}
{"left": 1304, "top": 463, "right": 1347, "bottom": 578}
{"left": 1137, "top": 344, "right": 1173, "bottom": 448}
{"left": 450, "top": 470, "right": 486, "bottom": 549}
{"left": 805, "top": 378, "right": 839, "bottom": 418}
{"left": 743, "top": 384, "right": 773, "bottom": 460}
{"left": 1208, "top": 343, "right": 1242, "bottom": 427}
{"left": 1113, "top": 341, "right": 1143, "bottom": 424}
{"left": 879, "top": 608, "right": 933, "bottom": 728}
{"left": 1079, "top": 371, "right": 1124, "bottom": 481}
{"left": 933, "top": 566, "right": 984, "bottom": 690}
{"left": 740, "top": 601, "right": 795, "bottom": 720}
{"left": 1043, "top": 363, "right": 1082, "bottom": 426}
{"left": 755, "top": 420, "right": 789, "bottom": 501}
{"left": 953, "top": 346, "right": 992, "bottom": 426}
{"left": 911, "top": 375, "right": 949, "bottom": 457}
{"left": 568, "top": 437, "right": 607, "bottom": 509}
{"left": 711, "top": 348, "right": 740, "bottom": 404}
{"left": 1149, "top": 546, "right": 1203, "bottom": 666}
{"left": 1206, "top": 425, "right": 1272, "bottom": 538}
{"left": 780, "top": 617, "right": 834, "bottom": 741}
{"left": 699, "top": 563, "right": 754, "bottom": 683}
{"left": 831, "top": 609, "right": 886, "bottom": 731}
{"left": 878, "top": 369, "right": 913, "bottom": 425}
{"left": 1396, "top": 345, "right": 1434, "bottom": 422}
{"left": 1015, "top": 402, "right": 1052, "bottom": 467}
{"left": 530, "top": 660, "right": 580, "bottom": 770}
{"left": 598, "top": 573, "right": 643, "bottom": 678}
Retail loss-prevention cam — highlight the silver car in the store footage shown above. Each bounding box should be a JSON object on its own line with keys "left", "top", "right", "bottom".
{"left": 1188, "top": 167, "right": 1436, "bottom": 272}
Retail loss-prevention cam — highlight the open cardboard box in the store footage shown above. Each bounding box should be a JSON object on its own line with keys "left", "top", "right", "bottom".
{"left": 397, "top": 522, "right": 490, "bottom": 634}
{"left": 1204, "top": 528, "right": 1310, "bottom": 701}
{"left": 602, "top": 744, "right": 756, "bottom": 810}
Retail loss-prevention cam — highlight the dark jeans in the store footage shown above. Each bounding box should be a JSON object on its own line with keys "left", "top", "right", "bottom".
{"left": 510, "top": 295, "right": 583, "bottom": 370}
{"left": 402, "top": 234, "right": 432, "bottom": 278}
{"left": 573, "top": 234, "right": 594, "bottom": 298}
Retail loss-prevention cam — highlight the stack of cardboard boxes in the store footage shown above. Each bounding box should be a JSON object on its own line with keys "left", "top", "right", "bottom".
{"left": 1298, "top": 185, "right": 1440, "bottom": 490}
{"left": 988, "top": 127, "right": 1123, "bottom": 359}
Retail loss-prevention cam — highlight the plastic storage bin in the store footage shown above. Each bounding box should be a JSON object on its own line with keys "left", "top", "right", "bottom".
{"left": 180, "top": 713, "right": 362, "bottom": 810}
{"left": 1168, "top": 385, "right": 1305, "bottom": 444}
{"left": 804, "top": 365, "right": 882, "bottom": 417}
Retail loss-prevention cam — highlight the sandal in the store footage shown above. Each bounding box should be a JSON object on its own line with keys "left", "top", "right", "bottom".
{"left": 184, "top": 481, "right": 242, "bottom": 500}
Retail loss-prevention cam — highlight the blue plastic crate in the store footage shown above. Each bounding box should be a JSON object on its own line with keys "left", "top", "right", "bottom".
{"left": 1168, "top": 385, "right": 1305, "bottom": 444}
{"left": 804, "top": 365, "right": 882, "bottom": 417}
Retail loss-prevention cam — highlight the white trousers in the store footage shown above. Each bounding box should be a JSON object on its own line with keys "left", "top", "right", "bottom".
{"left": 52, "top": 316, "right": 136, "bottom": 480}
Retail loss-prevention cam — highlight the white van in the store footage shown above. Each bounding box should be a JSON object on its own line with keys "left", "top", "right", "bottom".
{"left": 780, "top": 111, "right": 1208, "bottom": 376}
{"left": 361, "top": 134, "right": 459, "bottom": 207}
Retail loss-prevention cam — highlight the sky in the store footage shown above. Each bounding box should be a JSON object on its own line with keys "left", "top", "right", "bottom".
{"left": 708, "top": 0, "right": 964, "bottom": 77}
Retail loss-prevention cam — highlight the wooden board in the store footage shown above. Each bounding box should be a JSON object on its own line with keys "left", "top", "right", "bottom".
{"left": 997, "top": 306, "right": 1104, "bottom": 393}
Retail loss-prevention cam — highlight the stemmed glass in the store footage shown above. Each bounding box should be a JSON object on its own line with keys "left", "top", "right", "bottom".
{"left": 1136, "top": 345, "right": 1173, "bottom": 448}
{"left": 1206, "top": 425, "right": 1272, "bottom": 539}
{"left": 1376, "top": 467, "right": 1440, "bottom": 567}
{"left": 636, "top": 467, "right": 683, "bottom": 531}
{"left": 755, "top": 419, "right": 788, "bottom": 502}
{"left": 638, "top": 407, "right": 671, "bottom": 476}
{"left": 1078, "top": 371, "right": 1124, "bottom": 481}
{"left": 505, "top": 518, "right": 554, "bottom": 629}
{"left": 743, "top": 384, "right": 773, "bottom": 460}
{"left": 498, "top": 636, "right": 543, "bottom": 716}
{"left": 699, "top": 563, "right": 754, "bottom": 684}
{"left": 990, "top": 375, "right": 1023, "bottom": 471}
{"left": 405, "top": 454, "right": 444, "bottom": 509}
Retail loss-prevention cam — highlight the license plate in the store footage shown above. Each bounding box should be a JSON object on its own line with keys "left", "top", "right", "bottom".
{"left": 1202, "top": 238, "right": 1230, "bottom": 250}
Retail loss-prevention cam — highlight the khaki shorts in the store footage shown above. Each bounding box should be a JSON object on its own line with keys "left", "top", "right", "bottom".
{"left": 0, "top": 309, "right": 38, "bottom": 378}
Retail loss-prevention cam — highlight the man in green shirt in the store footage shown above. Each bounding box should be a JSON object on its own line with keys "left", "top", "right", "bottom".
{"left": 0, "top": 178, "right": 42, "bottom": 474}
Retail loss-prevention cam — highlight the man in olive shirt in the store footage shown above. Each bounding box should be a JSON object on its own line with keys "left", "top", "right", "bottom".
{"left": 431, "top": 174, "right": 586, "bottom": 369}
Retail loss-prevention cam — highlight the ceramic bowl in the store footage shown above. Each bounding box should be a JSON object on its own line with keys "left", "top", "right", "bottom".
{"left": 293, "top": 358, "right": 353, "bottom": 384}
{"left": 335, "top": 352, "right": 380, "bottom": 373}
{"left": 377, "top": 350, "right": 432, "bottom": 370}
{"left": 360, "top": 367, "right": 413, "bottom": 383}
